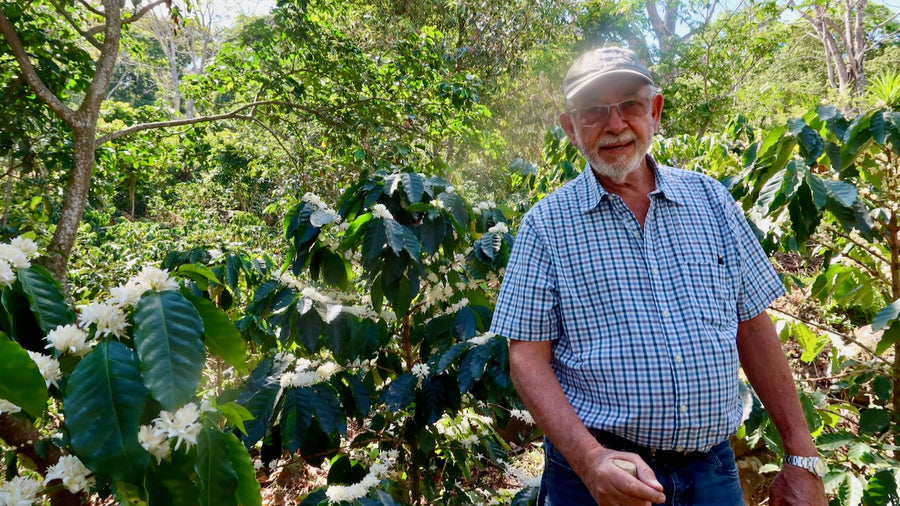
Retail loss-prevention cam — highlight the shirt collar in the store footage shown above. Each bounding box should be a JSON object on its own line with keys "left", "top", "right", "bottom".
{"left": 578, "top": 155, "right": 688, "bottom": 214}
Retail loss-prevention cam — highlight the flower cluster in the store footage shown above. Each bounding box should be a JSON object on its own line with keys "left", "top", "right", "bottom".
{"left": 435, "top": 409, "right": 492, "bottom": 450}
{"left": 138, "top": 402, "right": 203, "bottom": 463}
{"left": 27, "top": 351, "right": 62, "bottom": 388}
{"left": 0, "top": 236, "right": 39, "bottom": 288}
{"left": 371, "top": 203, "right": 394, "bottom": 221}
{"left": 0, "top": 475, "right": 42, "bottom": 506}
{"left": 487, "top": 222, "right": 509, "bottom": 235}
{"left": 472, "top": 201, "right": 496, "bottom": 215}
{"left": 0, "top": 399, "right": 21, "bottom": 416}
{"left": 468, "top": 331, "right": 497, "bottom": 347}
{"left": 324, "top": 450, "right": 397, "bottom": 503}
{"left": 510, "top": 409, "right": 535, "bottom": 425}
{"left": 279, "top": 357, "right": 342, "bottom": 389}
{"left": 411, "top": 363, "right": 430, "bottom": 381}
{"left": 44, "top": 324, "right": 93, "bottom": 356}
{"left": 43, "top": 455, "right": 95, "bottom": 494}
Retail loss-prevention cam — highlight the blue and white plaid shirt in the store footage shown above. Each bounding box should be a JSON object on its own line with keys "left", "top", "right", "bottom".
{"left": 492, "top": 159, "right": 784, "bottom": 452}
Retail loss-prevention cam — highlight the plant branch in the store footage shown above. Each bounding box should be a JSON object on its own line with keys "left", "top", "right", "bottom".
{"left": 0, "top": 9, "right": 76, "bottom": 127}
{"left": 86, "top": 0, "right": 166, "bottom": 37}
{"left": 46, "top": 0, "right": 102, "bottom": 50}
{"left": 768, "top": 306, "right": 890, "bottom": 365}
{"left": 95, "top": 100, "right": 342, "bottom": 146}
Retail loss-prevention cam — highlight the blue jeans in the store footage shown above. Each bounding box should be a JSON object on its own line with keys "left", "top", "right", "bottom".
{"left": 537, "top": 434, "right": 744, "bottom": 506}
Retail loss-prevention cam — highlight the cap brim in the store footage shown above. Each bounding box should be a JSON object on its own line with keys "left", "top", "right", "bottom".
{"left": 565, "top": 70, "right": 654, "bottom": 100}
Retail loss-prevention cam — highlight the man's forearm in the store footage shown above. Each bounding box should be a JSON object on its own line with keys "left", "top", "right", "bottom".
{"left": 736, "top": 311, "right": 817, "bottom": 455}
{"left": 508, "top": 339, "right": 605, "bottom": 477}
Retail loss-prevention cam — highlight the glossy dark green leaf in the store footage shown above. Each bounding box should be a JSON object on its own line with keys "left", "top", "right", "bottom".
{"left": 222, "top": 430, "right": 262, "bottom": 506}
{"left": 458, "top": 344, "right": 492, "bottom": 393}
{"left": 381, "top": 373, "right": 416, "bottom": 412}
{"left": 452, "top": 307, "right": 477, "bottom": 341}
{"left": 186, "top": 295, "right": 247, "bottom": 373}
{"left": 862, "top": 470, "right": 899, "bottom": 505}
{"left": 133, "top": 291, "right": 206, "bottom": 410}
{"left": 384, "top": 219, "right": 420, "bottom": 259}
{"left": 872, "top": 299, "right": 900, "bottom": 330}
{"left": 815, "top": 430, "right": 856, "bottom": 450}
{"left": 16, "top": 265, "right": 76, "bottom": 334}
{"left": 875, "top": 322, "right": 900, "bottom": 356}
{"left": 195, "top": 427, "right": 238, "bottom": 506}
{"left": 0, "top": 334, "right": 48, "bottom": 417}
{"left": 65, "top": 341, "right": 150, "bottom": 482}
{"left": 400, "top": 172, "right": 425, "bottom": 203}
{"left": 858, "top": 408, "right": 891, "bottom": 435}
{"left": 434, "top": 342, "right": 469, "bottom": 374}
{"left": 236, "top": 359, "right": 281, "bottom": 447}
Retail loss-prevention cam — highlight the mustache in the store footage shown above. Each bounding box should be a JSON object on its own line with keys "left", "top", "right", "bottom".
{"left": 594, "top": 133, "right": 636, "bottom": 147}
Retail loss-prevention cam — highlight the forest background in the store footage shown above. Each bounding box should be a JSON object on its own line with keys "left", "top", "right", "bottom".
{"left": 1, "top": 0, "right": 900, "bottom": 504}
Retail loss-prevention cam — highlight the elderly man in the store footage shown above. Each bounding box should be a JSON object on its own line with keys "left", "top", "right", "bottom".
{"left": 491, "top": 47, "right": 827, "bottom": 505}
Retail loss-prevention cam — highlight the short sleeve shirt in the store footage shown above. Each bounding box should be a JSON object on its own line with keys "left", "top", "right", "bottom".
{"left": 490, "top": 159, "right": 785, "bottom": 452}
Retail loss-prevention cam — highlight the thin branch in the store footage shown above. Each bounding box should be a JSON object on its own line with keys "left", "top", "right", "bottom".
{"left": 86, "top": 0, "right": 166, "bottom": 36}
{"left": 236, "top": 114, "right": 302, "bottom": 169}
{"left": 95, "top": 100, "right": 344, "bottom": 146}
{"left": 0, "top": 9, "right": 76, "bottom": 126}
{"left": 769, "top": 306, "right": 891, "bottom": 365}
{"left": 75, "top": 0, "right": 103, "bottom": 17}
{"left": 46, "top": 0, "right": 102, "bottom": 49}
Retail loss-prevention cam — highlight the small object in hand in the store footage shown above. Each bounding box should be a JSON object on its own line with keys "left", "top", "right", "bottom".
{"left": 612, "top": 459, "right": 637, "bottom": 477}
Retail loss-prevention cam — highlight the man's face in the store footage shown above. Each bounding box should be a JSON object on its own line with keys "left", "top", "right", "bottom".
{"left": 560, "top": 76, "right": 663, "bottom": 184}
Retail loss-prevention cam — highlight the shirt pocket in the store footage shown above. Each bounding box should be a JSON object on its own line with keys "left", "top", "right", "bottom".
{"left": 682, "top": 260, "right": 730, "bottom": 328}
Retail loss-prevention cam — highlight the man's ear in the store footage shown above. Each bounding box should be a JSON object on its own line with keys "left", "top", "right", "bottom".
{"left": 559, "top": 112, "right": 577, "bottom": 144}
{"left": 651, "top": 93, "right": 664, "bottom": 132}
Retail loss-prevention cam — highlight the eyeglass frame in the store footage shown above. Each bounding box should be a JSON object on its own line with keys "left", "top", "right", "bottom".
{"left": 567, "top": 88, "right": 659, "bottom": 127}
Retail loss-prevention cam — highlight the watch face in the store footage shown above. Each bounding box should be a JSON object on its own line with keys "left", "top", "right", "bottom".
{"left": 813, "top": 458, "right": 827, "bottom": 477}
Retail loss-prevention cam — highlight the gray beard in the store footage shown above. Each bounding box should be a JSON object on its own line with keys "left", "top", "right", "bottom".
{"left": 576, "top": 130, "right": 649, "bottom": 184}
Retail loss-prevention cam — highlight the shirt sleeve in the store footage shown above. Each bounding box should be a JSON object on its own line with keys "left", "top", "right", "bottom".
{"left": 725, "top": 199, "right": 786, "bottom": 321}
{"left": 490, "top": 213, "right": 562, "bottom": 342}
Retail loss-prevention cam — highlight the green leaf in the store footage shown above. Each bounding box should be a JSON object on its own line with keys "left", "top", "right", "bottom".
{"left": 822, "top": 180, "right": 857, "bottom": 207}
{"left": 133, "top": 291, "right": 206, "bottom": 410}
{"left": 452, "top": 307, "right": 477, "bottom": 341}
{"left": 236, "top": 359, "right": 281, "bottom": 447}
{"left": 0, "top": 334, "right": 48, "bottom": 417}
{"left": 218, "top": 402, "right": 255, "bottom": 436}
{"left": 400, "top": 172, "right": 425, "bottom": 203}
{"left": 755, "top": 169, "right": 785, "bottom": 212}
{"left": 113, "top": 481, "right": 148, "bottom": 506}
{"left": 816, "top": 430, "right": 856, "bottom": 450}
{"left": 858, "top": 408, "right": 891, "bottom": 435}
{"left": 872, "top": 299, "right": 900, "bottom": 330}
{"left": 381, "top": 373, "right": 416, "bottom": 412}
{"left": 222, "top": 430, "right": 262, "bottom": 506}
{"left": 65, "top": 341, "right": 150, "bottom": 482}
{"left": 186, "top": 294, "right": 247, "bottom": 373}
{"left": 511, "top": 485, "right": 539, "bottom": 506}
{"left": 383, "top": 219, "right": 420, "bottom": 259}
{"left": 458, "top": 344, "right": 492, "bottom": 393}
{"left": 862, "top": 470, "right": 899, "bottom": 506}
{"left": 309, "top": 385, "right": 346, "bottom": 437}
{"left": 16, "top": 265, "right": 76, "bottom": 334}
{"left": 195, "top": 427, "right": 238, "bottom": 506}
{"left": 876, "top": 322, "right": 900, "bottom": 356}
{"left": 177, "top": 265, "right": 220, "bottom": 291}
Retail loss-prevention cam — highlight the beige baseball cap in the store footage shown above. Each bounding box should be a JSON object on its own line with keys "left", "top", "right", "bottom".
{"left": 563, "top": 47, "right": 654, "bottom": 100}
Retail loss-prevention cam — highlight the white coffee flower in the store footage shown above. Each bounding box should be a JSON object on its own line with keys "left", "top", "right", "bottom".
{"left": 469, "top": 332, "right": 496, "bottom": 347}
{"left": 152, "top": 403, "right": 202, "bottom": 452}
{"left": 28, "top": 352, "right": 62, "bottom": 388}
{"left": 280, "top": 369, "right": 318, "bottom": 389}
{"left": 510, "top": 409, "right": 535, "bottom": 425}
{"left": 301, "top": 192, "right": 327, "bottom": 209}
{"left": 135, "top": 266, "right": 178, "bottom": 292}
{"left": 9, "top": 237, "right": 38, "bottom": 258}
{"left": 0, "top": 475, "right": 42, "bottom": 506}
{"left": 371, "top": 203, "right": 393, "bottom": 220}
{"left": 0, "top": 260, "right": 15, "bottom": 288}
{"left": 79, "top": 301, "right": 129, "bottom": 338}
{"left": 325, "top": 451, "right": 395, "bottom": 503}
{"left": 0, "top": 244, "right": 29, "bottom": 269}
{"left": 487, "top": 222, "right": 509, "bottom": 235}
{"left": 109, "top": 278, "right": 147, "bottom": 307}
{"left": 316, "top": 362, "right": 342, "bottom": 381}
{"left": 45, "top": 324, "right": 93, "bottom": 355}
{"left": 0, "top": 399, "right": 22, "bottom": 416}
{"left": 138, "top": 425, "right": 171, "bottom": 463}
{"left": 411, "top": 363, "right": 430, "bottom": 380}
{"left": 43, "top": 455, "right": 95, "bottom": 494}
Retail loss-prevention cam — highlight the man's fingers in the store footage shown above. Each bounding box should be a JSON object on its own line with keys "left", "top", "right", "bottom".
{"left": 607, "top": 455, "right": 666, "bottom": 504}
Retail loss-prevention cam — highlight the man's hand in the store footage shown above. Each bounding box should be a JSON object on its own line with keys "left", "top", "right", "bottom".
{"left": 577, "top": 446, "right": 666, "bottom": 505}
{"left": 769, "top": 465, "right": 827, "bottom": 506}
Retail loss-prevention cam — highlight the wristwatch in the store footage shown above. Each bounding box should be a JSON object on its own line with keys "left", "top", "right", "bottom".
{"left": 783, "top": 455, "right": 827, "bottom": 478}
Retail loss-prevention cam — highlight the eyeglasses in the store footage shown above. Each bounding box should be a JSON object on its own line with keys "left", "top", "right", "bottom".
{"left": 571, "top": 96, "right": 652, "bottom": 126}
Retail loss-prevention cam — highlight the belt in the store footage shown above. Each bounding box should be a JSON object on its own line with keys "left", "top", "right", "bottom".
{"left": 588, "top": 429, "right": 710, "bottom": 464}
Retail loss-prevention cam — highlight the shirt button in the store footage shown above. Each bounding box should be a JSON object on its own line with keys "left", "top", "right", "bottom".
{"left": 651, "top": 268, "right": 659, "bottom": 274}
{"left": 674, "top": 355, "right": 683, "bottom": 363}
{"left": 662, "top": 311, "right": 670, "bottom": 318}
{"left": 679, "top": 404, "right": 688, "bottom": 413}
{"left": 675, "top": 447, "right": 685, "bottom": 453}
